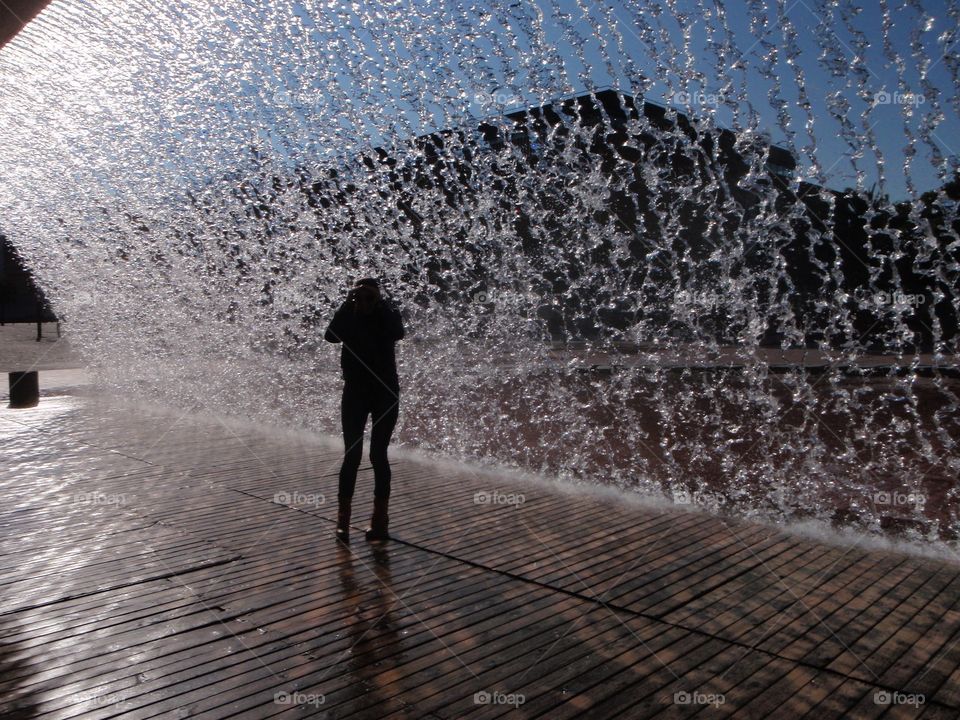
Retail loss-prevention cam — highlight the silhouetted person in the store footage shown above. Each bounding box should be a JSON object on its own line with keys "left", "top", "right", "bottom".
{"left": 324, "top": 278, "right": 404, "bottom": 542}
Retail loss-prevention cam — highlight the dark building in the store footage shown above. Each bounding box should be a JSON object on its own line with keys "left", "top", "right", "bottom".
{"left": 357, "top": 89, "right": 957, "bottom": 350}
{"left": 206, "top": 88, "right": 959, "bottom": 352}
{"left": 0, "top": 0, "right": 53, "bottom": 49}
{"left": 1, "top": 1, "right": 58, "bottom": 327}
{"left": 0, "top": 235, "right": 54, "bottom": 324}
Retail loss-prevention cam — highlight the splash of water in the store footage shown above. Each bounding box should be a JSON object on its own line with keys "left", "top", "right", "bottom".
{"left": 0, "top": 0, "right": 958, "bottom": 546}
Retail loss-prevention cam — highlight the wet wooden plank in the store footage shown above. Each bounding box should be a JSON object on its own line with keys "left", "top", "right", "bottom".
{"left": 3, "top": 395, "right": 960, "bottom": 719}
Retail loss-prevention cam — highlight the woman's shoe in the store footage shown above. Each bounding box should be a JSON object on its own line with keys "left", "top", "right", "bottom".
{"left": 365, "top": 496, "right": 390, "bottom": 541}
{"left": 336, "top": 498, "right": 352, "bottom": 544}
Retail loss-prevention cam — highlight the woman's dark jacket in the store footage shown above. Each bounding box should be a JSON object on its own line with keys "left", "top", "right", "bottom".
{"left": 324, "top": 300, "right": 405, "bottom": 391}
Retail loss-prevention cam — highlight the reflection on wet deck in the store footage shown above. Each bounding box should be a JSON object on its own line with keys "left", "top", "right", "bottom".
{"left": 2, "top": 393, "right": 960, "bottom": 718}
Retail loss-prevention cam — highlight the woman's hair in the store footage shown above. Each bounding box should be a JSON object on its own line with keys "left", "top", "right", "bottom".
{"left": 354, "top": 277, "right": 380, "bottom": 291}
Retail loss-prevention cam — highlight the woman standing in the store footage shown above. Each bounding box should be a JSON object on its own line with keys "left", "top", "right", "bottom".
{"left": 324, "top": 278, "right": 404, "bottom": 543}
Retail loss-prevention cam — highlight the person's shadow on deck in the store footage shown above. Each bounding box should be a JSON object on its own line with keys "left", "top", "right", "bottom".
{"left": 0, "top": 617, "right": 42, "bottom": 719}
{"left": 335, "top": 544, "right": 402, "bottom": 708}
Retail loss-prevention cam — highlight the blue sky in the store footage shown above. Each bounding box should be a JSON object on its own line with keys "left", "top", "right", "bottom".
{"left": 500, "top": 0, "right": 958, "bottom": 199}
{"left": 310, "top": 0, "right": 957, "bottom": 201}
{"left": 3, "top": 0, "right": 955, "bottom": 203}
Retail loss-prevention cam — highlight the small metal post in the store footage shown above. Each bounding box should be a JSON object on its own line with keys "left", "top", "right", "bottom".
{"left": 8, "top": 370, "right": 39, "bottom": 408}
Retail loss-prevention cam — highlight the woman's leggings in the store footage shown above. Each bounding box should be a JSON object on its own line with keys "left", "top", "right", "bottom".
{"left": 337, "top": 381, "right": 400, "bottom": 500}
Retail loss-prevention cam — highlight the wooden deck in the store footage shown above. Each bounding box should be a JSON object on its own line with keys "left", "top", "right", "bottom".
{"left": 2, "top": 387, "right": 960, "bottom": 718}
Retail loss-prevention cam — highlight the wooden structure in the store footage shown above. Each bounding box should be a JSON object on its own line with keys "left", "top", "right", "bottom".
{"left": 2, "top": 391, "right": 959, "bottom": 718}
